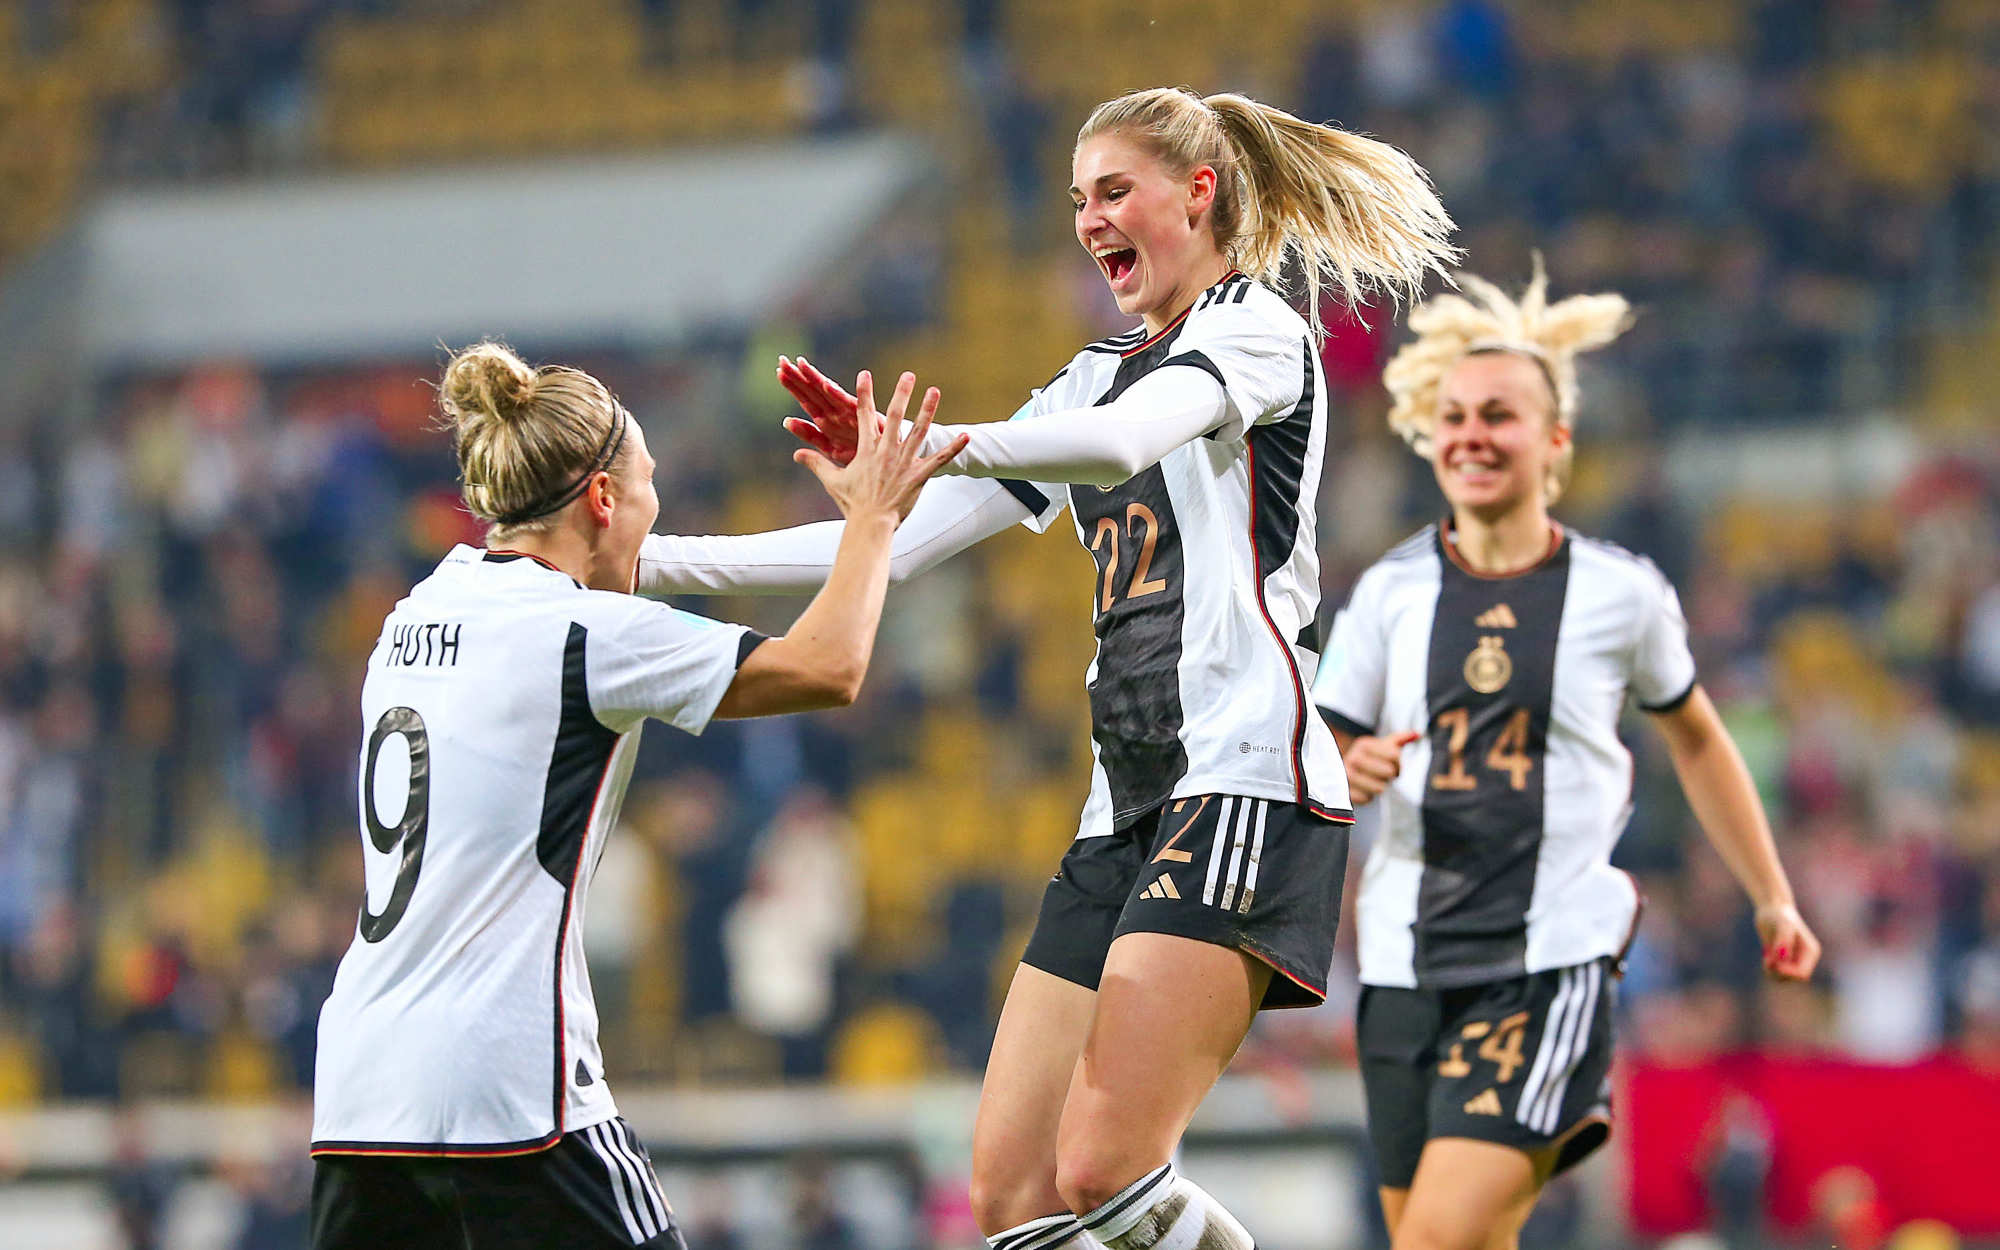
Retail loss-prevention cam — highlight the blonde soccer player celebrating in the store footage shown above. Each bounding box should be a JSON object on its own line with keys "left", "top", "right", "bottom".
{"left": 1312, "top": 261, "right": 1822, "bottom": 1250}
{"left": 309, "top": 343, "right": 962, "bottom": 1250}
{"left": 638, "top": 87, "right": 1457, "bottom": 1250}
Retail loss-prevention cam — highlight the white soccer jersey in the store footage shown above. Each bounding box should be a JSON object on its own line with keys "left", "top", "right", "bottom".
{"left": 1313, "top": 524, "right": 1697, "bottom": 989}
{"left": 1003, "top": 271, "right": 1352, "bottom": 838}
{"left": 312, "top": 545, "right": 756, "bottom": 1155}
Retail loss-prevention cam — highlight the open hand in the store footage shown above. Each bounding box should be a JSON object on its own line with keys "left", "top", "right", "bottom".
{"left": 792, "top": 370, "right": 964, "bottom": 524}
{"left": 779, "top": 355, "right": 870, "bottom": 467}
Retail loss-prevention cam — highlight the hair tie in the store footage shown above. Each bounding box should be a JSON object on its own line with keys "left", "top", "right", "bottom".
{"left": 490, "top": 408, "right": 630, "bottom": 527}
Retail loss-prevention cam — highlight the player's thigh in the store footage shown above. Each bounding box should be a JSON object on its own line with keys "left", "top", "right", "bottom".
{"left": 1377, "top": 1188, "right": 1409, "bottom": 1241}
{"left": 1391, "top": 1137, "right": 1541, "bottom": 1250}
{"left": 311, "top": 1156, "right": 450, "bottom": 1250}
{"left": 969, "top": 961, "right": 1099, "bottom": 1232}
{"left": 1053, "top": 930, "right": 1270, "bottom": 1207}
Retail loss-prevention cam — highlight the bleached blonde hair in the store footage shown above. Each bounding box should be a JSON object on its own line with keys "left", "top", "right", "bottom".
{"left": 1383, "top": 255, "right": 1632, "bottom": 503}
{"left": 1077, "top": 87, "right": 1460, "bottom": 337}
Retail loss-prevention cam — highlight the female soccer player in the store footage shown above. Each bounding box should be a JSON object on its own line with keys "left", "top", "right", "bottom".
{"left": 637, "top": 87, "right": 1457, "bottom": 1250}
{"left": 1312, "top": 261, "right": 1823, "bottom": 1250}
{"left": 309, "top": 342, "right": 963, "bottom": 1250}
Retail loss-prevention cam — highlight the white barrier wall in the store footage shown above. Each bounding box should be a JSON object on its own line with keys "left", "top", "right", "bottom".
{"left": 75, "top": 134, "right": 926, "bottom": 367}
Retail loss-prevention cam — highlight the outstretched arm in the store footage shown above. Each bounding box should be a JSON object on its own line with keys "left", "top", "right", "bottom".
{"left": 1649, "top": 685, "right": 1821, "bottom": 981}
{"left": 783, "top": 358, "right": 1229, "bottom": 488}
{"left": 637, "top": 474, "right": 1031, "bottom": 597}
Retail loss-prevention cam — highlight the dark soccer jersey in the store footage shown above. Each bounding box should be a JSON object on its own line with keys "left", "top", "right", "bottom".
{"left": 1314, "top": 525, "right": 1697, "bottom": 988}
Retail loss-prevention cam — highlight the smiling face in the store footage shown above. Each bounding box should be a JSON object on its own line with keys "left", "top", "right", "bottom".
{"left": 1431, "top": 350, "right": 1568, "bottom": 521}
{"left": 1071, "top": 130, "right": 1228, "bottom": 332}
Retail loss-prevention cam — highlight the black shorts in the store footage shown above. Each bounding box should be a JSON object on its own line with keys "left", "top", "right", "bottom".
{"left": 1021, "top": 794, "right": 1350, "bottom": 1009}
{"left": 1357, "top": 958, "right": 1617, "bottom": 1189}
{"left": 311, "top": 1118, "right": 685, "bottom": 1250}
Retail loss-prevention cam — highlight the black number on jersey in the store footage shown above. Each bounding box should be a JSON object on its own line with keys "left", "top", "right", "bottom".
{"left": 360, "top": 706, "right": 431, "bottom": 943}
{"left": 1431, "top": 706, "right": 1535, "bottom": 792}
{"left": 1088, "top": 502, "right": 1172, "bottom": 613}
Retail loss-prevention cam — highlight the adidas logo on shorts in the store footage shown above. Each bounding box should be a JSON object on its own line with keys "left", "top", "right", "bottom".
{"left": 1139, "top": 874, "right": 1181, "bottom": 901}
{"left": 1463, "top": 1089, "right": 1502, "bottom": 1116}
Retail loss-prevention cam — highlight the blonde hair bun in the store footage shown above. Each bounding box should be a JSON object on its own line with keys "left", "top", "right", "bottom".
{"left": 441, "top": 341, "right": 539, "bottom": 427}
{"left": 436, "top": 341, "right": 629, "bottom": 535}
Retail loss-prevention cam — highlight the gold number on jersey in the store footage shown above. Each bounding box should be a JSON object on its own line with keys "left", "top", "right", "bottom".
{"left": 1432, "top": 707, "right": 1478, "bottom": 790}
{"left": 1090, "top": 503, "right": 1173, "bottom": 613}
{"left": 1126, "top": 504, "right": 1168, "bottom": 600}
{"left": 1486, "top": 708, "right": 1535, "bottom": 791}
{"left": 1090, "top": 517, "right": 1120, "bottom": 613}
{"left": 1432, "top": 706, "right": 1535, "bottom": 792}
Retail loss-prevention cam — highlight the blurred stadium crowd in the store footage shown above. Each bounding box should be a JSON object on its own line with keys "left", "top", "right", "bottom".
{"left": 0, "top": 0, "right": 1997, "bottom": 1200}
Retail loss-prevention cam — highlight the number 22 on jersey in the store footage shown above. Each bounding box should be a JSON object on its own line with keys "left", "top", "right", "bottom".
{"left": 1088, "top": 501, "right": 1171, "bottom": 613}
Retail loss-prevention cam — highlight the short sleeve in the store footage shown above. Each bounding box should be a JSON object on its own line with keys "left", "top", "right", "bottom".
{"left": 1631, "top": 570, "right": 1698, "bottom": 712}
{"left": 1001, "top": 381, "right": 1072, "bottom": 534}
{"left": 586, "top": 599, "right": 756, "bottom": 736}
{"left": 1162, "top": 301, "right": 1308, "bottom": 444}
{"left": 1313, "top": 568, "right": 1390, "bottom": 737}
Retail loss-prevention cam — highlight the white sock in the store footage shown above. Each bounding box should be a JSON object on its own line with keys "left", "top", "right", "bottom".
{"left": 988, "top": 1211, "right": 1103, "bottom": 1250}
{"left": 1079, "top": 1164, "right": 1253, "bottom": 1250}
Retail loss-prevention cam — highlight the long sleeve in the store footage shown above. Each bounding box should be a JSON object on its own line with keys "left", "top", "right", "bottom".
{"left": 922, "top": 365, "right": 1230, "bottom": 487}
{"left": 636, "top": 474, "right": 1030, "bottom": 597}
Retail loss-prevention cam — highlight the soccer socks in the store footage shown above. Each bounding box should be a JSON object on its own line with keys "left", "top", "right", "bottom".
{"left": 1078, "top": 1164, "right": 1253, "bottom": 1250}
{"left": 989, "top": 1212, "right": 1103, "bottom": 1250}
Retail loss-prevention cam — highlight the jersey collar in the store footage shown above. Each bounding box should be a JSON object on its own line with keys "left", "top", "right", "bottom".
{"left": 1438, "top": 517, "right": 1567, "bottom": 580}
{"left": 1121, "top": 269, "right": 1244, "bottom": 357}
{"left": 481, "top": 547, "right": 585, "bottom": 589}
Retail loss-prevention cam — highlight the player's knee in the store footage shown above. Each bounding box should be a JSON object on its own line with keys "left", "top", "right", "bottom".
{"left": 1390, "top": 1212, "right": 1488, "bottom": 1250}
{"left": 967, "top": 1166, "right": 1065, "bottom": 1237}
{"left": 1054, "top": 1142, "right": 1151, "bottom": 1217}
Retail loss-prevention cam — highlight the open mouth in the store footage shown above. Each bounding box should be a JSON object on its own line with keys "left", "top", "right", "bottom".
{"left": 1097, "top": 248, "right": 1138, "bottom": 285}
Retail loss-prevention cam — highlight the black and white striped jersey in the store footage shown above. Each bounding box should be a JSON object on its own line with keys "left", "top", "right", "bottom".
{"left": 312, "top": 545, "right": 755, "bottom": 1155}
{"left": 1005, "top": 271, "right": 1352, "bottom": 838}
{"left": 1313, "top": 524, "right": 1697, "bottom": 989}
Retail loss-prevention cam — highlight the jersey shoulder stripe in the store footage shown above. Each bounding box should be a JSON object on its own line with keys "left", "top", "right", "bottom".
{"left": 1194, "top": 271, "right": 1254, "bottom": 310}
{"left": 1081, "top": 326, "right": 1150, "bottom": 355}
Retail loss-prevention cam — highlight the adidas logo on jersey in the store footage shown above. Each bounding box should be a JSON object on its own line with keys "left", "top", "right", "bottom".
{"left": 1139, "top": 874, "right": 1181, "bottom": 901}
{"left": 1463, "top": 1089, "right": 1502, "bottom": 1116}
{"left": 1474, "top": 603, "right": 1517, "bottom": 629}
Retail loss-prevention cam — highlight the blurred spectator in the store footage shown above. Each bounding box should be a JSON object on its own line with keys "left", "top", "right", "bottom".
{"left": 105, "top": 1106, "right": 179, "bottom": 1250}
{"left": 724, "top": 788, "right": 861, "bottom": 1077}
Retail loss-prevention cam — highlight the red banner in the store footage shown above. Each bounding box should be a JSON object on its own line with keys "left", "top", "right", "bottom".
{"left": 1622, "top": 1053, "right": 2000, "bottom": 1237}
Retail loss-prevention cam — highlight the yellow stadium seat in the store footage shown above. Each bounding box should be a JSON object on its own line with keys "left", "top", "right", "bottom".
{"left": 206, "top": 1030, "right": 281, "bottom": 1101}
{"left": 0, "top": 1030, "right": 41, "bottom": 1107}
{"left": 831, "top": 1002, "right": 944, "bottom": 1084}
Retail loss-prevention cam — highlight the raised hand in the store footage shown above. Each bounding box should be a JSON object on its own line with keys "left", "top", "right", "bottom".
{"left": 792, "top": 370, "right": 965, "bottom": 523}
{"left": 779, "top": 355, "right": 869, "bottom": 467}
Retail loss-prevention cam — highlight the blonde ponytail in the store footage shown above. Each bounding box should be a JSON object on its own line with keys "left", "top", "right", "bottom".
{"left": 1382, "top": 255, "right": 1633, "bottom": 504}
{"left": 439, "top": 341, "right": 631, "bottom": 539}
{"left": 1077, "top": 87, "right": 1459, "bottom": 336}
